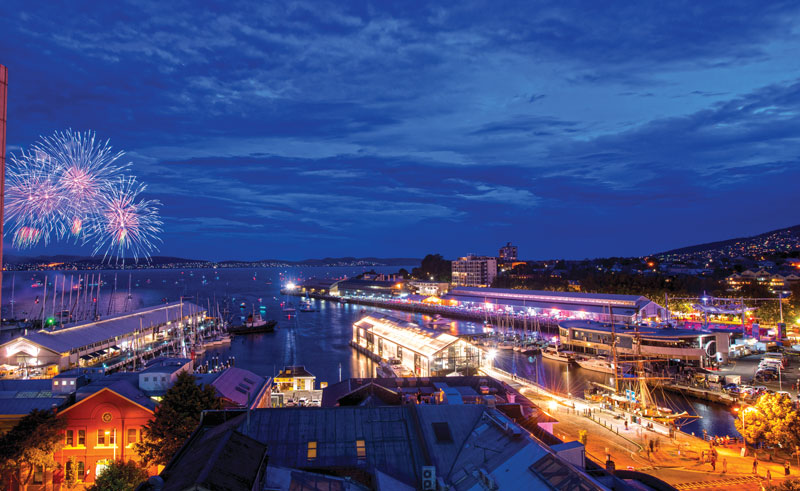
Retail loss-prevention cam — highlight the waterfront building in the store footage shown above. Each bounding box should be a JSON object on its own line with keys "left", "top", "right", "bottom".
{"left": 352, "top": 314, "right": 483, "bottom": 377}
{"left": 444, "top": 287, "right": 664, "bottom": 323}
{"left": 151, "top": 405, "right": 618, "bottom": 491}
{"left": 558, "top": 319, "right": 730, "bottom": 365}
{"left": 295, "top": 277, "right": 341, "bottom": 295}
{"left": 407, "top": 280, "right": 450, "bottom": 296}
{"left": 451, "top": 255, "right": 497, "bottom": 287}
{"left": 499, "top": 241, "right": 518, "bottom": 262}
{"left": 0, "top": 302, "right": 206, "bottom": 376}
{"left": 329, "top": 278, "right": 406, "bottom": 298}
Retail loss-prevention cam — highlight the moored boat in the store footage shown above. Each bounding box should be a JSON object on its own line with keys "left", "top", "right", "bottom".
{"left": 541, "top": 346, "right": 575, "bottom": 363}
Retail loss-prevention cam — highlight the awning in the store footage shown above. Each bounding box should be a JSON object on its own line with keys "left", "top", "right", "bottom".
{"left": 111, "top": 345, "right": 121, "bottom": 350}
{"left": 80, "top": 355, "right": 92, "bottom": 361}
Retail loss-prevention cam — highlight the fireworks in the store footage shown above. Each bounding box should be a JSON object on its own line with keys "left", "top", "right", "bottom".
{"left": 4, "top": 130, "right": 162, "bottom": 263}
{"left": 90, "top": 177, "right": 163, "bottom": 263}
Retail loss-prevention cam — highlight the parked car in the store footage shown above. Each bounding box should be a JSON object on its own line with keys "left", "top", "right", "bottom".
{"left": 722, "top": 383, "right": 739, "bottom": 393}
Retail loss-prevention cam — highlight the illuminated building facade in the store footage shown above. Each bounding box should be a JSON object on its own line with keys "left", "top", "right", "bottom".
{"left": 451, "top": 255, "right": 497, "bottom": 287}
{"left": 352, "top": 314, "right": 483, "bottom": 377}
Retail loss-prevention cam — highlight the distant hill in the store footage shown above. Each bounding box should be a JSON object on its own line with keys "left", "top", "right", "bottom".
{"left": 656, "top": 224, "right": 800, "bottom": 257}
{"left": 4, "top": 254, "right": 419, "bottom": 268}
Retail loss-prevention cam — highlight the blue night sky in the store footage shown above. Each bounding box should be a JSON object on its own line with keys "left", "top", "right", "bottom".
{"left": 2, "top": 1, "right": 800, "bottom": 261}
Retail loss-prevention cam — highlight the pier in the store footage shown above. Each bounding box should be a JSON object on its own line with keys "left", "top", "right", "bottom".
{"left": 285, "top": 290, "right": 561, "bottom": 332}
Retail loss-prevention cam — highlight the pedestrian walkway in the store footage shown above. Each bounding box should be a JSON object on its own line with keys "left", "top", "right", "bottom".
{"left": 673, "top": 475, "right": 762, "bottom": 489}
{"left": 481, "top": 366, "right": 796, "bottom": 489}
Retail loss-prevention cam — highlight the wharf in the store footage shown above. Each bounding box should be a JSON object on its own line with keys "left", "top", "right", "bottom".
{"left": 483, "top": 365, "right": 791, "bottom": 490}
{"left": 287, "top": 291, "right": 560, "bottom": 333}
{"left": 661, "top": 383, "right": 738, "bottom": 406}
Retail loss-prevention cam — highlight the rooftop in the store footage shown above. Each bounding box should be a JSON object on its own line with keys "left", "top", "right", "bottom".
{"left": 559, "top": 319, "right": 715, "bottom": 338}
{"left": 449, "top": 286, "right": 651, "bottom": 307}
{"left": 354, "top": 314, "right": 459, "bottom": 358}
{"left": 0, "top": 301, "right": 205, "bottom": 354}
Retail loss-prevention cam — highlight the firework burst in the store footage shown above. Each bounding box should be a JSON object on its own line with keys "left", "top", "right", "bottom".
{"left": 35, "top": 129, "right": 129, "bottom": 237}
{"left": 89, "top": 177, "right": 163, "bottom": 264}
{"left": 4, "top": 149, "right": 67, "bottom": 247}
{"left": 4, "top": 130, "right": 163, "bottom": 263}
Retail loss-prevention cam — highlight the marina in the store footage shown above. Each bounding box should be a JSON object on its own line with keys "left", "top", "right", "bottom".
{"left": 0, "top": 267, "right": 758, "bottom": 439}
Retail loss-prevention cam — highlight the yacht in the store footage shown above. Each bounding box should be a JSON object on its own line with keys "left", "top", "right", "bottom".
{"left": 541, "top": 346, "right": 575, "bottom": 363}
{"left": 576, "top": 356, "right": 617, "bottom": 374}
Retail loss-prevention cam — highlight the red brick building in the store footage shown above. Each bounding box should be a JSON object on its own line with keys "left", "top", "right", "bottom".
{"left": 54, "top": 383, "right": 157, "bottom": 487}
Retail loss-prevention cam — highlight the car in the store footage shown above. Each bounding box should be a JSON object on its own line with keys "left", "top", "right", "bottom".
{"left": 309, "top": 399, "right": 321, "bottom": 407}
{"left": 298, "top": 397, "right": 308, "bottom": 407}
{"left": 722, "top": 383, "right": 738, "bottom": 392}
{"left": 776, "top": 391, "right": 792, "bottom": 399}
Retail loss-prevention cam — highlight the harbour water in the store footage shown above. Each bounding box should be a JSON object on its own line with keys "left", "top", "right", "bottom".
{"left": 1, "top": 266, "right": 737, "bottom": 437}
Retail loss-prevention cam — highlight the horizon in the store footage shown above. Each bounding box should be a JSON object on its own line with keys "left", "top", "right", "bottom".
{"left": 2, "top": 3, "right": 800, "bottom": 261}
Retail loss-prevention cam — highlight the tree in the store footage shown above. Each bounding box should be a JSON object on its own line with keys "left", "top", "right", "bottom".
{"left": 411, "top": 254, "right": 452, "bottom": 282}
{"left": 87, "top": 460, "right": 148, "bottom": 491}
{"left": 0, "top": 408, "right": 66, "bottom": 490}
{"left": 768, "top": 479, "right": 800, "bottom": 491}
{"left": 735, "top": 394, "right": 800, "bottom": 449}
{"left": 134, "top": 371, "right": 221, "bottom": 467}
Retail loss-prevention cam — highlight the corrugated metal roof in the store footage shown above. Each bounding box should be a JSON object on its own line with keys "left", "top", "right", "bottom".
{"left": 449, "top": 287, "right": 649, "bottom": 307}
{"left": 2, "top": 302, "right": 205, "bottom": 354}
{"left": 354, "top": 314, "right": 459, "bottom": 358}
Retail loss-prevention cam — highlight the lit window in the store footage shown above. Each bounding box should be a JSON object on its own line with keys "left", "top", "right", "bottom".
{"left": 127, "top": 428, "right": 137, "bottom": 445}
{"left": 66, "top": 430, "right": 74, "bottom": 446}
{"left": 78, "top": 429, "right": 85, "bottom": 446}
{"left": 33, "top": 465, "right": 44, "bottom": 484}
{"left": 356, "top": 439, "right": 366, "bottom": 459}
{"left": 307, "top": 441, "right": 317, "bottom": 460}
{"left": 77, "top": 461, "right": 85, "bottom": 481}
{"left": 70, "top": 380, "right": 75, "bottom": 385}
{"left": 97, "top": 430, "right": 105, "bottom": 446}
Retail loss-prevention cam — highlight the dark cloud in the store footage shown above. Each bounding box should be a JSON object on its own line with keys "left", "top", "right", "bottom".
{"left": 2, "top": 1, "right": 800, "bottom": 260}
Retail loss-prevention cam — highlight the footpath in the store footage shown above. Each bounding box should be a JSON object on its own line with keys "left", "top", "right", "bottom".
{"left": 481, "top": 366, "right": 796, "bottom": 490}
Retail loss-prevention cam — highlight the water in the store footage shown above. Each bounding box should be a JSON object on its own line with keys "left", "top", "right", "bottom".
{"left": 1, "top": 266, "right": 738, "bottom": 437}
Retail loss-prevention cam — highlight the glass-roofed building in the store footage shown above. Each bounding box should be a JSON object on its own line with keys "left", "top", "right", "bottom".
{"left": 352, "top": 314, "right": 483, "bottom": 377}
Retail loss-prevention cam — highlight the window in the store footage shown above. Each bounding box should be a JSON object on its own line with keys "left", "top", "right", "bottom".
{"left": 66, "top": 429, "right": 74, "bottom": 446}
{"left": 77, "top": 461, "right": 85, "bottom": 481}
{"left": 356, "top": 439, "right": 366, "bottom": 459}
{"left": 127, "top": 428, "right": 138, "bottom": 445}
{"left": 307, "top": 441, "right": 317, "bottom": 460}
{"left": 78, "top": 429, "right": 85, "bottom": 446}
{"left": 144, "top": 376, "right": 149, "bottom": 382}
{"left": 33, "top": 465, "right": 44, "bottom": 484}
{"left": 70, "top": 380, "right": 75, "bottom": 385}
{"left": 161, "top": 376, "right": 166, "bottom": 382}
{"left": 97, "top": 429, "right": 105, "bottom": 446}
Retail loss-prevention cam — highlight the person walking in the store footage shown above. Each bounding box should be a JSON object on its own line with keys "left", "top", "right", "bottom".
{"left": 753, "top": 458, "right": 758, "bottom": 474}
{"left": 711, "top": 458, "right": 716, "bottom": 471}
{"left": 766, "top": 468, "right": 772, "bottom": 484}
{"left": 786, "top": 461, "right": 791, "bottom": 476}
{"left": 723, "top": 458, "right": 727, "bottom": 474}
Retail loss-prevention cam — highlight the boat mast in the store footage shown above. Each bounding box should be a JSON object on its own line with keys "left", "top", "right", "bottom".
{"left": 610, "top": 304, "right": 619, "bottom": 394}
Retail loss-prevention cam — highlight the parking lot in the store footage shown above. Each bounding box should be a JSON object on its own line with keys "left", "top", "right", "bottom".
{"left": 717, "top": 353, "right": 800, "bottom": 400}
